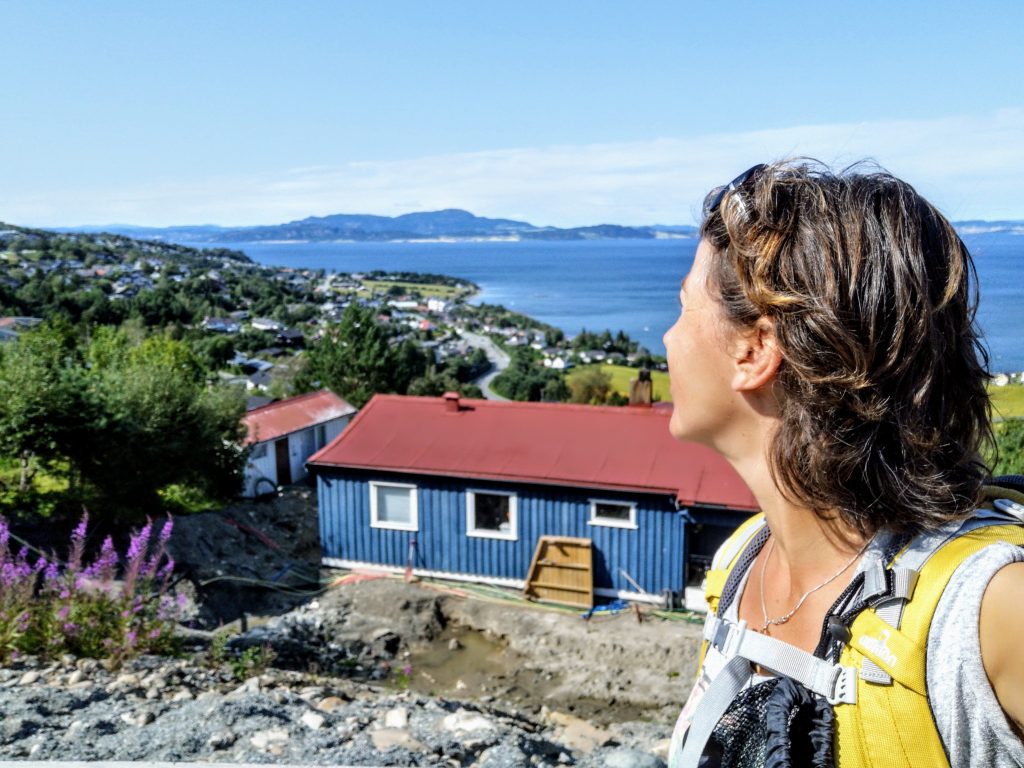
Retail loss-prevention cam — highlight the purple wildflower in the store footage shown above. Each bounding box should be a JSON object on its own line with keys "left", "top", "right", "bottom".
{"left": 175, "top": 593, "right": 188, "bottom": 609}
{"left": 16, "top": 612, "right": 30, "bottom": 632}
{"left": 33, "top": 556, "right": 47, "bottom": 573}
{"left": 43, "top": 561, "right": 59, "bottom": 585}
{"left": 62, "top": 622, "right": 78, "bottom": 635}
{"left": 57, "top": 605, "right": 70, "bottom": 621}
{"left": 157, "top": 558, "right": 175, "bottom": 582}
{"left": 148, "top": 628, "right": 162, "bottom": 639}
{"left": 68, "top": 511, "right": 89, "bottom": 573}
{"left": 126, "top": 520, "right": 152, "bottom": 565}
{"left": 126, "top": 630, "right": 137, "bottom": 648}
{"left": 402, "top": 664, "right": 413, "bottom": 676}
{"left": 122, "top": 519, "right": 153, "bottom": 596}
{"left": 72, "top": 513, "right": 88, "bottom": 543}
{"left": 82, "top": 536, "right": 118, "bottom": 584}
{"left": 158, "top": 516, "right": 173, "bottom": 543}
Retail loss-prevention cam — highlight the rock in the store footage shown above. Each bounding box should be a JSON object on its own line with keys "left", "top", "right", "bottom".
{"left": 67, "top": 669, "right": 85, "bottom": 686}
{"left": 208, "top": 729, "right": 237, "bottom": 749}
{"left": 120, "top": 710, "right": 155, "bottom": 726}
{"left": 228, "top": 676, "right": 261, "bottom": 697}
{"left": 651, "top": 738, "right": 672, "bottom": 762}
{"left": 170, "top": 689, "right": 195, "bottom": 702}
{"left": 442, "top": 709, "right": 495, "bottom": 733}
{"left": 383, "top": 706, "right": 408, "bottom": 728}
{"left": 601, "top": 747, "right": 665, "bottom": 768}
{"left": 114, "top": 672, "right": 141, "bottom": 687}
{"left": 301, "top": 710, "right": 325, "bottom": 730}
{"left": 1, "top": 717, "right": 39, "bottom": 740}
{"left": 145, "top": 687, "right": 161, "bottom": 700}
{"left": 60, "top": 653, "right": 77, "bottom": 666}
{"left": 370, "top": 727, "right": 427, "bottom": 752}
{"left": 18, "top": 671, "right": 41, "bottom": 685}
{"left": 250, "top": 727, "right": 290, "bottom": 750}
{"left": 474, "top": 744, "right": 530, "bottom": 767}
{"left": 448, "top": 637, "right": 462, "bottom": 651}
{"left": 547, "top": 711, "right": 612, "bottom": 754}
{"left": 317, "top": 695, "right": 348, "bottom": 713}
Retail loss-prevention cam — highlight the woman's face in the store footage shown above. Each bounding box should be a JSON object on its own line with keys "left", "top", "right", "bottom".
{"left": 663, "top": 240, "right": 745, "bottom": 446}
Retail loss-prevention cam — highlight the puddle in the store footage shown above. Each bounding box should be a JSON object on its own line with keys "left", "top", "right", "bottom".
{"left": 404, "top": 624, "right": 511, "bottom": 698}
{"left": 399, "top": 623, "right": 658, "bottom": 725}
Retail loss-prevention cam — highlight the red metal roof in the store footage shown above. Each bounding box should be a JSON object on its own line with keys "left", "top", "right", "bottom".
{"left": 243, "top": 389, "right": 356, "bottom": 445}
{"left": 308, "top": 394, "right": 758, "bottom": 511}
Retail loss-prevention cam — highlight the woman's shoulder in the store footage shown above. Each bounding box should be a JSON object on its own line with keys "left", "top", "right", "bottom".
{"left": 928, "top": 541, "right": 1024, "bottom": 767}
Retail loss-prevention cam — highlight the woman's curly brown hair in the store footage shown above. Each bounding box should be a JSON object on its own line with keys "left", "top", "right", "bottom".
{"left": 700, "top": 159, "right": 992, "bottom": 537}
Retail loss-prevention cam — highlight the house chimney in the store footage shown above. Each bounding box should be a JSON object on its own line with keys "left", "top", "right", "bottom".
{"left": 443, "top": 391, "right": 460, "bottom": 413}
{"left": 629, "top": 369, "right": 653, "bottom": 407}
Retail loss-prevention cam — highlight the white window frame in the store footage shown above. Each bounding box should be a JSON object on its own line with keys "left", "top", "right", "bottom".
{"left": 369, "top": 480, "right": 419, "bottom": 531}
{"left": 587, "top": 498, "right": 638, "bottom": 530}
{"left": 466, "top": 489, "right": 518, "bottom": 541}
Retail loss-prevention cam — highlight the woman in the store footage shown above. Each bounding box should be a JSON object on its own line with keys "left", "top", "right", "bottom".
{"left": 663, "top": 160, "right": 1024, "bottom": 768}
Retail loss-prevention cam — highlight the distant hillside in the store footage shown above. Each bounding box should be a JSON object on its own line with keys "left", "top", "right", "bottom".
{"left": 0, "top": 222, "right": 250, "bottom": 266}
{"left": 954, "top": 220, "right": 1024, "bottom": 235}
{"left": 60, "top": 210, "right": 1023, "bottom": 245}
{"left": 67, "top": 209, "right": 699, "bottom": 244}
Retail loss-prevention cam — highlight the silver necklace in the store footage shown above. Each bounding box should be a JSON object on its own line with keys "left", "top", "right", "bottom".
{"left": 758, "top": 536, "right": 867, "bottom": 633}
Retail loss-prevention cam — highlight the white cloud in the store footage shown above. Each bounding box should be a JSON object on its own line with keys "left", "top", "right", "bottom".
{"left": 5, "top": 108, "right": 1024, "bottom": 227}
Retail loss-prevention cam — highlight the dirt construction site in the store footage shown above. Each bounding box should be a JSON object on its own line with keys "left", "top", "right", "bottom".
{"left": 168, "top": 486, "right": 707, "bottom": 726}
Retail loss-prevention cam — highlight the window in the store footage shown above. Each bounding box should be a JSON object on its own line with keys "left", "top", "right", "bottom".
{"left": 466, "top": 490, "right": 518, "bottom": 540}
{"left": 315, "top": 424, "right": 327, "bottom": 448}
{"left": 251, "top": 443, "right": 267, "bottom": 460}
{"left": 588, "top": 499, "right": 637, "bottom": 529}
{"left": 370, "top": 481, "right": 418, "bottom": 531}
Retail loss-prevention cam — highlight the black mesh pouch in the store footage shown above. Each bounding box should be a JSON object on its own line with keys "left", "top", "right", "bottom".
{"left": 699, "top": 677, "right": 835, "bottom": 768}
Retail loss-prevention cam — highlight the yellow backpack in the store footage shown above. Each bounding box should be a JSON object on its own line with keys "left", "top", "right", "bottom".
{"left": 689, "top": 485, "right": 1024, "bottom": 768}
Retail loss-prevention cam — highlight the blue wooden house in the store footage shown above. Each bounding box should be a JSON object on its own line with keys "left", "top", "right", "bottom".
{"left": 308, "top": 393, "right": 758, "bottom": 607}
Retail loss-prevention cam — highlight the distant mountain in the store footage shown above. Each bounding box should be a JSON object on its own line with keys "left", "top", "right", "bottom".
{"left": 65, "top": 209, "right": 700, "bottom": 244}
{"left": 953, "top": 220, "right": 1024, "bottom": 235}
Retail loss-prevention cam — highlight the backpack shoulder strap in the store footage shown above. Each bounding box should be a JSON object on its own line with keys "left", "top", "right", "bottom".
{"left": 835, "top": 494, "right": 1024, "bottom": 768}
{"left": 702, "top": 512, "right": 766, "bottom": 616}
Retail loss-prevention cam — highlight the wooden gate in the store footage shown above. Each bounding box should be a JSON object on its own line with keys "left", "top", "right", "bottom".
{"left": 523, "top": 536, "right": 594, "bottom": 609}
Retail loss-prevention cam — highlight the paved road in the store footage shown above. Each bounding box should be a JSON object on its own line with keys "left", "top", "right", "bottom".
{"left": 460, "top": 330, "right": 511, "bottom": 401}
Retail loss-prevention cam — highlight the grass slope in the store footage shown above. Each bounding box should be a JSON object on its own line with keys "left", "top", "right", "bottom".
{"left": 568, "top": 364, "right": 672, "bottom": 402}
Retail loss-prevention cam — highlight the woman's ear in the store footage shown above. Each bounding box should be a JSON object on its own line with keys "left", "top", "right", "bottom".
{"left": 731, "top": 317, "right": 782, "bottom": 392}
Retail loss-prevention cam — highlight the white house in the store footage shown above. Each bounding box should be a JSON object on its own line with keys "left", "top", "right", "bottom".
{"left": 241, "top": 389, "right": 357, "bottom": 497}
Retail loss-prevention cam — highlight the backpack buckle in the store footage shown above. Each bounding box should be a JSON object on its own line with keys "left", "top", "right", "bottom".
{"left": 825, "top": 664, "right": 858, "bottom": 705}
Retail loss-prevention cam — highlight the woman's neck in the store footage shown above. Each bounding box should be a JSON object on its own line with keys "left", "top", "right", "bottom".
{"left": 723, "top": 419, "right": 867, "bottom": 592}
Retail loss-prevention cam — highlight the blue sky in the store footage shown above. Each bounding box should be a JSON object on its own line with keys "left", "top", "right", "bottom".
{"left": 2, "top": 1, "right": 1023, "bottom": 227}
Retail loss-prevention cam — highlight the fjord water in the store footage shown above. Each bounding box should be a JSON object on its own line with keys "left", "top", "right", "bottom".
{"left": 208, "top": 232, "right": 1024, "bottom": 372}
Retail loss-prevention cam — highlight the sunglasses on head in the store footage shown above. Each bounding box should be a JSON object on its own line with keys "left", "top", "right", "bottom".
{"left": 704, "top": 163, "right": 768, "bottom": 217}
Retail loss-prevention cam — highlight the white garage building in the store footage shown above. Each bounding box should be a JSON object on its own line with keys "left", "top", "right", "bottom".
{"left": 241, "top": 389, "right": 356, "bottom": 497}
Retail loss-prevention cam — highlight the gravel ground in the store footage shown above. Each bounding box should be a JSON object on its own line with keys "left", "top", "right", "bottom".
{"left": 0, "top": 651, "right": 670, "bottom": 766}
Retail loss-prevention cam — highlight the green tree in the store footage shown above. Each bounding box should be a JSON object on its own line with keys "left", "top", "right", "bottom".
{"left": 0, "top": 321, "right": 96, "bottom": 493}
{"left": 83, "top": 333, "right": 245, "bottom": 515}
{"left": 568, "top": 367, "right": 613, "bottom": 405}
{"left": 297, "top": 303, "right": 422, "bottom": 407}
{"left": 992, "top": 419, "right": 1024, "bottom": 476}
